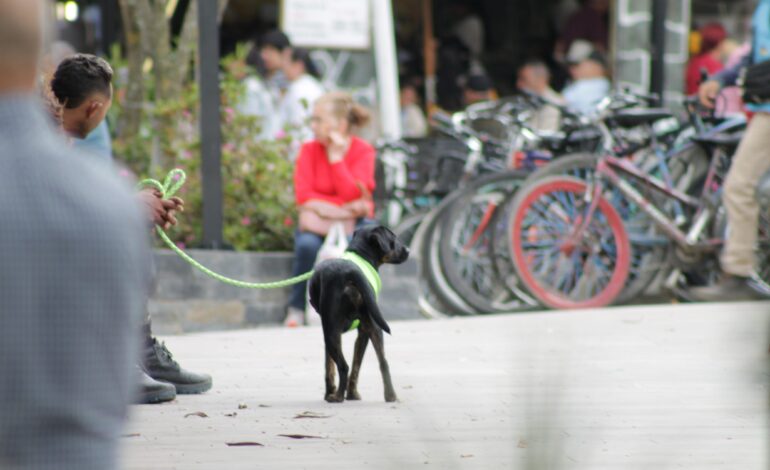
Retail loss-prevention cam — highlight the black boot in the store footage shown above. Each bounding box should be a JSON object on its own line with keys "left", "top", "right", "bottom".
{"left": 136, "top": 366, "right": 176, "bottom": 404}
{"left": 689, "top": 274, "right": 764, "bottom": 302}
{"left": 144, "top": 337, "right": 212, "bottom": 394}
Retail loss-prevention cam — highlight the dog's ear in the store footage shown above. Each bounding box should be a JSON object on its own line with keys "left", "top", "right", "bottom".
{"left": 367, "top": 226, "right": 392, "bottom": 254}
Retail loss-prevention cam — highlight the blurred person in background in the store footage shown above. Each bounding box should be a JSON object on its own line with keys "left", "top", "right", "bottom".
{"left": 448, "top": 0, "right": 485, "bottom": 74}
{"left": 555, "top": 0, "right": 610, "bottom": 62}
{"left": 517, "top": 60, "right": 564, "bottom": 132}
{"left": 400, "top": 76, "right": 428, "bottom": 138}
{"left": 692, "top": 0, "right": 770, "bottom": 300}
{"left": 462, "top": 73, "right": 494, "bottom": 107}
{"left": 561, "top": 40, "right": 610, "bottom": 116}
{"left": 686, "top": 23, "right": 728, "bottom": 95}
{"left": 230, "top": 42, "right": 276, "bottom": 140}
{"left": 285, "top": 92, "right": 376, "bottom": 327}
{"left": 259, "top": 29, "right": 292, "bottom": 108}
{"left": 277, "top": 47, "right": 325, "bottom": 151}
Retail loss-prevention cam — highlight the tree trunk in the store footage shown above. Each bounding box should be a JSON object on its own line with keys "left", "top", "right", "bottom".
{"left": 116, "top": 0, "right": 230, "bottom": 168}
{"left": 117, "top": 0, "right": 145, "bottom": 139}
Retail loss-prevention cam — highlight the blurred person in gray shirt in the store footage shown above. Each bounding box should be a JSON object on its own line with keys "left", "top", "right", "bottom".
{"left": 0, "top": 0, "right": 150, "bottom": 468}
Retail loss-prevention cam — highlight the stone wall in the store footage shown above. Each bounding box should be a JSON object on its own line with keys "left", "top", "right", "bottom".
{"left": 148, "top": 249, "right": 420, "bottom": 334}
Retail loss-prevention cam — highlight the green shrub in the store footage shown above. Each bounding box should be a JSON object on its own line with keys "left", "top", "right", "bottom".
{"left": 109, "top": 45, "right": 296, "bottom": 251}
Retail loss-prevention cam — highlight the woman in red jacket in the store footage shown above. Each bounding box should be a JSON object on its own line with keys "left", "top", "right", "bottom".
{"left": 284, "top": 91, "right": 376, "bottom": 327}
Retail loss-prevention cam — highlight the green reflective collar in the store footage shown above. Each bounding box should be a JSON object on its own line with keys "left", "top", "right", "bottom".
{"left": 341, "top": 251, "right": 381, "bottom": 298}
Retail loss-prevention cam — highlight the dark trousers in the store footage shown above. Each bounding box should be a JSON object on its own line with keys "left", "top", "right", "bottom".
{"left": 288, "top": 231, "right": 324, "bottom": 310}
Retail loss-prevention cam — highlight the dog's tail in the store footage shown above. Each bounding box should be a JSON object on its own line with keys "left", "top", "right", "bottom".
{"left": 350, "top": 270, "right": 391, "bottom": 335}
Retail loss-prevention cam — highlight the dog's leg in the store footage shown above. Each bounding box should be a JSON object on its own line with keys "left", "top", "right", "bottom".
{"left": 325, "top": 335, "right": 348, "bottom": 403}
{"left": 369, "top": 328, "right": 397, "bottom": 402}
{"left": 324, "top": 350, "right": 336, "bottom": 401}
{"left": 346, "top": 329, "right": 369, "bottom": 400}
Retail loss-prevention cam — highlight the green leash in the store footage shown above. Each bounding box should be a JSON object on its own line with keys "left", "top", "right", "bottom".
{"left": 138, "top": 169, "right": 312, "bottom": 289}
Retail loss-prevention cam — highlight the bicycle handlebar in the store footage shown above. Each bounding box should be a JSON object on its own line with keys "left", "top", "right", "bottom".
{"left": 375, "top": 139, "right": 418, "bottom": 154}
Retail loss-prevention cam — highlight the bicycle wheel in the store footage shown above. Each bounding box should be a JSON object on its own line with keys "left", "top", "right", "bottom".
{"left": 753, "top": 202, "right": 770, "bottom": 293}
{"left": 411, "top": 191, "right": 478, "bottom": 316}
{"left": 522, "top": 152, "right": 667, "bottom": 304}
{"left": 509, "top": 176, "right": 631, "bottom": 309}
{"left": 489, "top": 191, "right": 540, "bottom": 306}
{"left": 392, "top": 210, "right": 428, "bottom": 247}
{"left": 438, "top": 169, "right": 538, "bottom": 313}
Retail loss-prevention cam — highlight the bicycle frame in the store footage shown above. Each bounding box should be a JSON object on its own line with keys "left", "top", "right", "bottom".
{"left": 584, "top": 154, "right": 722, "bottom": 254}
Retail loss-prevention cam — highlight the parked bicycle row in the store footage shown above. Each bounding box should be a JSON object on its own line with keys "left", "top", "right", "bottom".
{"left": 374, "top": 87, "right": 770, "bottom": 315}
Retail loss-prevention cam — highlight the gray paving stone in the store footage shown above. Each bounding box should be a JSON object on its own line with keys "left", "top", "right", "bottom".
{"left": 122, "top": 302, "right": 770, "bottom": 470}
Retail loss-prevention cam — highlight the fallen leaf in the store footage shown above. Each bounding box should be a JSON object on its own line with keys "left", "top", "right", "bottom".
{"left": 226, "top": 442, "right": 264, "bottom": 447}
{"left": 238, "top": 403, "right": 248, "bottom": 409}
{"left": 460, "top": 454, "right": 474, "bottom": 458}
{"left": 258, "top": 404, "right": 271, "bottom": 408}
{"left": 184, "top": 412, "right": 208, "bottom": 418}
{"left": 293, "top": 411, "right": 331, "bottom": 419}
{"left": 278, "top": 434, "right": 324, "bottom": 439}
{"left": 121, "top": 433, "right": 141, "bottom": 438}
{"left": 402, "top": 385, "right": 414, "bottom": 389}
{"left": 225, "top": 412, "right": 237, "bottom": 417}
{"left": 517, "top": 439, "right": 528, "bottom": 448}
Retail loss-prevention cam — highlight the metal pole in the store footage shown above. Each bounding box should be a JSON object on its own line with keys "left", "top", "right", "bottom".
{"left": 197, "top": 0, "right": 224, "bottom": 249}
{"left": 372, "top": 0, "right": 402, "bottom": 139}
{"left": 99, "top": 0, "right": 117, "bottom": 54}
{"left": 422, "top": 0, "right": 436, "bottom": 110}
{"left": 650, "top": 0, "right": 667, "bottom": 103}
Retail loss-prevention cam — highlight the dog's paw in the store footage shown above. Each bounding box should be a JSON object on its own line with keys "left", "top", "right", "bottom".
{"left": 384, "top": 392, "right": 398, "bottom": 403}
{"left": 325, "top": 393, "right": 344, "bottom": 403}
{"left": 346, "top": 390, "right": 361, "bottom": 401}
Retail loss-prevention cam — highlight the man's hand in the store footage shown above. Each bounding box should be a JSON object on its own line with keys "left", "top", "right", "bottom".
{"left": 137, "top": 189, "right": 184, "bottom": 230}
{"left": 159, "top": 196, "right": 184, "bottom": 229}
{"left": 698, "top": 80, "right": 722, "bottom": 108}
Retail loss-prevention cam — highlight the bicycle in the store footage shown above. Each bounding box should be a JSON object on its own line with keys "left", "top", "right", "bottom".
{"left": 507, "top": 118, "right": 766, "bottom": 309}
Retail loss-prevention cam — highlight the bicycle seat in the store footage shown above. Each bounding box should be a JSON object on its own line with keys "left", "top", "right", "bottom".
{"left": 566, "top": 127, "right": 603, "bottom": 144}
{"left": 609, "top": 108, "right": 674, "bottom": 128}
{"left": 691, "top": 133, "right": 743, "bottom": 151}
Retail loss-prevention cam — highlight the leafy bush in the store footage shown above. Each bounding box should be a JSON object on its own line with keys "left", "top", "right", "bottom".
{"left": 109, "top": 46, "right": 296, "bottom": 251}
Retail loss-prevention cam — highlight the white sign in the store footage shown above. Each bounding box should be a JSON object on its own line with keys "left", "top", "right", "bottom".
{"left": 281, "top": 0, "right": 371, "bottom": 50}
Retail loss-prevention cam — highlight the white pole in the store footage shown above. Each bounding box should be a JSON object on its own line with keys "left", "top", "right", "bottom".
{"left": 371, "top": 0, "right": 402, "bottom": 139}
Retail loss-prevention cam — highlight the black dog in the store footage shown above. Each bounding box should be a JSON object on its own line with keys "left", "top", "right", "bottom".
{"left": 308, "top": 225, "right": 409, "bottom": 403}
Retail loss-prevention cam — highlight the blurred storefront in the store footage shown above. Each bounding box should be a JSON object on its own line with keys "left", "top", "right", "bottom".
{"left": 53, "top": 0, "right": 762, "bottom": 114}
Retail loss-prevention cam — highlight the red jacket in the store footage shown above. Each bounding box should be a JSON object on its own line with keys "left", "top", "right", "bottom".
{"left": 686, "top": 54, "right": 724, "bottom": 95}
{"left": 294, "top": 136, "right": 376, "bottom": 217}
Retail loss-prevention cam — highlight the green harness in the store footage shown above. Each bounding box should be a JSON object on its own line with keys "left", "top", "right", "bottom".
{"left": 340, "top": 251, "right": 381, "bottom": 331}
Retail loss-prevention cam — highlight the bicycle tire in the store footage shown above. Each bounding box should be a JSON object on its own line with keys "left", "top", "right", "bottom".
{"left": 509, "top": 175, "right": 631, "bottom": 309}
{"left": 392, "top": 210, "right": 428, "bottom": 247}
{"left": 490, "top": 191, "right": 540, "bottom": 305}
{"left": 437, "top": 169, "right": 539, "bottom": 312}
{"left": 412, "top": 192, "right": 477, "bottom": 315}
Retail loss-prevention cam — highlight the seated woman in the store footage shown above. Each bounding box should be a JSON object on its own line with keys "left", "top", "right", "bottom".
{"left": 284, "top": 91, "right": 376, "bottom": 327}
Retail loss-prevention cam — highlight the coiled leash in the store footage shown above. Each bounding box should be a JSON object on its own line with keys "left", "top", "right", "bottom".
{"left": 138, "top": 169, "right": 312, "bottom": 289}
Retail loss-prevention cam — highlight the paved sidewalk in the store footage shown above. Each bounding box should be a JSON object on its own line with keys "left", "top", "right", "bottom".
{"left": 121, "top": 302, "right": 769, "bottom": 469}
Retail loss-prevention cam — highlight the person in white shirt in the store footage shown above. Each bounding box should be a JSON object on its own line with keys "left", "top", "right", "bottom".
{"left": 231, "top": 44, "right": 276, "bottom": 140}
{"left": 277, "top": 48, "right": 325, "bottom": 152}
{"left": 561, "top": 40, "right": 610, "bottom": 116}
{"left": 517, "top": 60, "right": 564, "bottom": 132}
{"left": 400, "top": 77, "right": 428, "bottom": 138}
{"left": 259, "top": 30, "right": 292, "bottom": 108}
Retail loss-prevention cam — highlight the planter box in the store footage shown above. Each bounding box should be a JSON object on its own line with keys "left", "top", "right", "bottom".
{"left": 148, "top": 249, "right": 420, "bottom": 334}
